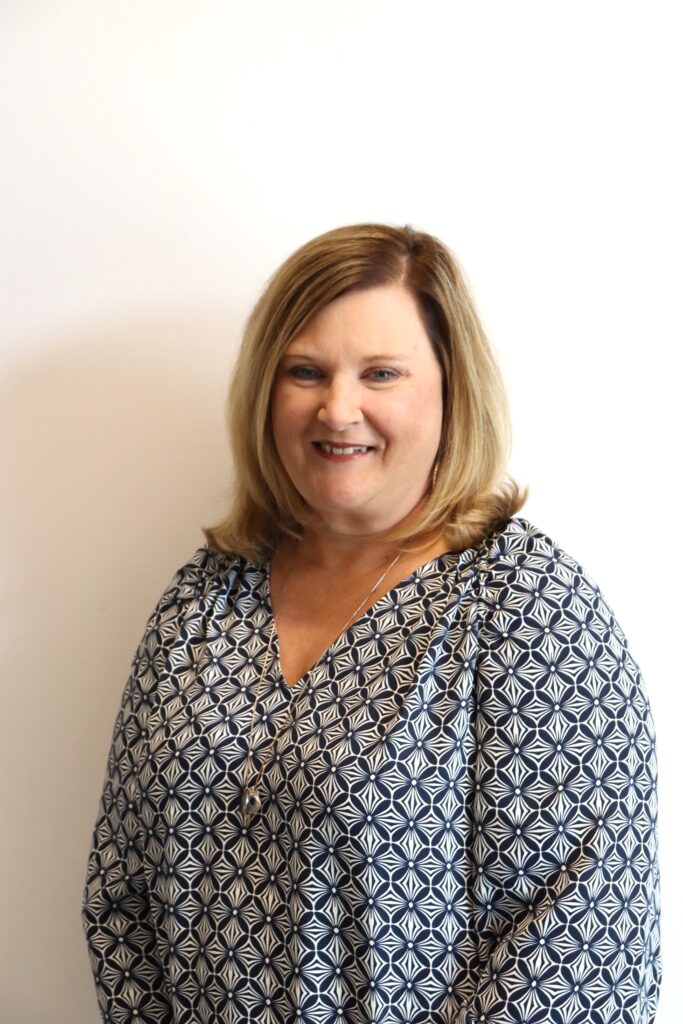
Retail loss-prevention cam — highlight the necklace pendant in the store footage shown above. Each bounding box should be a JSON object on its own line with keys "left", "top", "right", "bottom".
{"left": 241, "top": 785, "right": 262, "bottom": 819}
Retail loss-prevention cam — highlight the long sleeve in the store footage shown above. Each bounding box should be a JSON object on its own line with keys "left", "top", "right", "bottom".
{"left": 461, "top": 529, "right": 661, "bottom": 1024}
{"left": 82, "top": 566, "right": 190, "bottom": 1023}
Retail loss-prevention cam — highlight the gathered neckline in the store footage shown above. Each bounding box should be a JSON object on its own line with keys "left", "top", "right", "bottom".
{"left": 263, "top": 545, "right": 473, "bottom": 692}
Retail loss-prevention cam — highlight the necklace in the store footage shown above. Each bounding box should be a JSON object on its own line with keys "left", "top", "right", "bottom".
{"left": 240, "top": 545, "right": 404, "bottom": 821}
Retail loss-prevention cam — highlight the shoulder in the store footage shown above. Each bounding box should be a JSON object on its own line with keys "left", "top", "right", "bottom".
{"left": 151, "top": 544, "right": 267, "bottom": 620}
{"left": 480, "top": 514, "right": 585, "bottom": 576}
{"left": 434, "top": 516, "right": 592, "bottom": 613}
{"left": 471, "top": 517, "right": 658, "bottom": 781}
{"left": 476, "top": 514, "right": 596, "bottom": 599}
{"left": 473, "top": 515, "right": 645, "bottom": 684}
{"left": 166, "top": 544, "right": 249, "bottom": 595}
{"left": 471, "top": 514, "right": 633, "bottom": 650}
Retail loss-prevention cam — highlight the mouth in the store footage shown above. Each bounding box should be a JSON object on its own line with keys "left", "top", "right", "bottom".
{"left": 315, "top": 442, "right": 373, "bottom": 455}
{"left": 312, "top": 442, "right": 375, "bottom": 460}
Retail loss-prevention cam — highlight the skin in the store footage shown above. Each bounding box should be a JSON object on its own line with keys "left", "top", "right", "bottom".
{"left": 269, "top": 282, "right": 449, "bottom": 685}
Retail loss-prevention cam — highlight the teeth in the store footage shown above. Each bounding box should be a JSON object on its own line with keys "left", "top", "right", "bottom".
{"left": 319, "top": 443, "right": 370, "bottom": 455}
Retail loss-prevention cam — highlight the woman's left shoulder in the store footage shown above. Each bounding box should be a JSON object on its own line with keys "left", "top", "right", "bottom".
{"left": 475, "top": 515, "right": 645, "bottom": 669}
{"left": 478, "top": 514, "right": 600, "bottom": 594}
{"left": 473, "top": 514, "right": 639, "bottom": 647}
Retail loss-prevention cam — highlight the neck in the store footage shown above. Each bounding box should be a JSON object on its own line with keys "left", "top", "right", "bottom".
{"left": 292, "top": 527, "right": 403, "bottom": 574}
{"left": 281, "top": 517, "right": 447, "bottom": 576}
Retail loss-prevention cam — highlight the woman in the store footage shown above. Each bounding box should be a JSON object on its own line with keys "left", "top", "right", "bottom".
{"left": 82, "top": 224, "right": 661, "bottom": 1024}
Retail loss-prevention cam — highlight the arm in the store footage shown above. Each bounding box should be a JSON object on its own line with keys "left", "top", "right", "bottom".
{"left": 82, "top": 567, "right": 191, "bottom": 1023}
{"left": 460, "top": 529, "right": 661, "bottom": 1024}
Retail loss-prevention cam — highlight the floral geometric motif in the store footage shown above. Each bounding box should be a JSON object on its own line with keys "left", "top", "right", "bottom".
{"left": 83, "top": 516, "right": 661, "bottom": 1023}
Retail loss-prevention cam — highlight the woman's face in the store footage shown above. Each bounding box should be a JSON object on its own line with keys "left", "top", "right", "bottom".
{"left": 270, "top": 283, "right": 444, "bottom": 536}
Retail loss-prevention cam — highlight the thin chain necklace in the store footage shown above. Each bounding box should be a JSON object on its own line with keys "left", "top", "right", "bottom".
{"left": 240, "top": 545, "right": 404, "bottom": 821}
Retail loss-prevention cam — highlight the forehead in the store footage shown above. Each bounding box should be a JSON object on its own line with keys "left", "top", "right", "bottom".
{"left": 284, "top": 283, "right": 433, "bottom": 359}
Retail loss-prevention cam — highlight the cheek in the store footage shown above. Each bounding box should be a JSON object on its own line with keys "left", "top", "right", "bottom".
{"left": 271, "top": 389, "right": 309, "bottom": 454}
{"left": 422, "top": 375, "right": 445, "bottom": 445}
{"left": 388, "top": 383, "right": 442, "bottom": 445}
{"left": 270, "top": 390, "right": 291, "bottom": 458}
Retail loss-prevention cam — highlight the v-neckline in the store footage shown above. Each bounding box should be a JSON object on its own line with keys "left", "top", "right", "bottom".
{"left": 263, "top": 547, "right": 463, "bottom": 692}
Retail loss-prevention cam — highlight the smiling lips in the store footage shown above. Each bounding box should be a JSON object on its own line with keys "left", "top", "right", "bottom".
{"left": 313, "top": 441, "right": 374, "bottom": 461}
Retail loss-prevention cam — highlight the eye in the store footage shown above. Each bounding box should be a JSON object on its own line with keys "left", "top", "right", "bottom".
{"left": 288, "top": 365, "right": 323, "bottom": 381}
{"left": 365, "top": 368, "right": 399, "bottom": 383}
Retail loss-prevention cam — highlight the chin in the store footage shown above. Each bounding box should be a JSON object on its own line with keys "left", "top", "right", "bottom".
{"left": 310, "top": 501, "right": 372, "bottom": 523}
{"left": 304, "top": 483, "right": 371, "bottom": 510}
{"left": 309, "top": 497, "right": 421, "bottom": 536}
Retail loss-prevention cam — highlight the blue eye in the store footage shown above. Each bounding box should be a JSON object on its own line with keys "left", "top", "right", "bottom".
{"left": 285, "top": 365, "right": 399, "bottom": 383}
{"left": 367, "top": 368, "right": 399, "bottom": 382}
{"left": 289, "top": 365, "right": 321, "bottom": 381}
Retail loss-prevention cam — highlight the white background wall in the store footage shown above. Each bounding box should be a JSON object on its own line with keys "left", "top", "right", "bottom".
{"left": 1, "top": 2, "right": 680, "bottom": 1021}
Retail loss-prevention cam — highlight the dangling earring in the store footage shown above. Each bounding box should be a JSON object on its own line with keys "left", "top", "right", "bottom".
{"left": 431, "top": 458, "right": 441, "bottom": 490}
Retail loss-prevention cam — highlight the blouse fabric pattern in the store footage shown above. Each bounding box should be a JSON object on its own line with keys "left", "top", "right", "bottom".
{"left": 82, "top": 516, "right": 661, "bottom": 1024}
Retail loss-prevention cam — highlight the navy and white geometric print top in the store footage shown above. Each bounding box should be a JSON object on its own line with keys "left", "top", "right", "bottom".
{"left": 82, "top": 516, "right": 661, "bottom": 1024}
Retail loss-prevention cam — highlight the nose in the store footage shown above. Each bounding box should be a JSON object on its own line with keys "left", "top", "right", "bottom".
{"left": 316, "top": 377, "right": 362, "bottom": 431}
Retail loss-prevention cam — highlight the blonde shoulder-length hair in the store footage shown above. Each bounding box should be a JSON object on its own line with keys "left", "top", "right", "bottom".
{"left": 204, "top": 223, "right": 528, "bottom": 562}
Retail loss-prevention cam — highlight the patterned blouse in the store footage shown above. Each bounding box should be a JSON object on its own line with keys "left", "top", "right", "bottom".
{"left": 82, "top": 515, "right": 661, "bottom": 1024}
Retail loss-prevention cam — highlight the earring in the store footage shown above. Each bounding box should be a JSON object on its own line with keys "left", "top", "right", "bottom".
{"left": 431, "top": 459, "right": 441, "bottom": 490}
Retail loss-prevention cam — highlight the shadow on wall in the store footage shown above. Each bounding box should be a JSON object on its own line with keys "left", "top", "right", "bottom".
{"left": 0, "top": 307, "right": 237, "bottom": 1024}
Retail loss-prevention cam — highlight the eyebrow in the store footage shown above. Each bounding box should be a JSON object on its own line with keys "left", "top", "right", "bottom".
{"left": 280, "top": 351, "right": 409, "bottom": 363}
